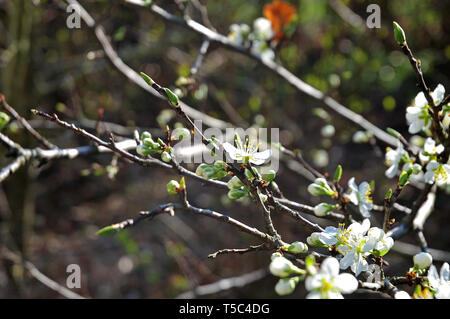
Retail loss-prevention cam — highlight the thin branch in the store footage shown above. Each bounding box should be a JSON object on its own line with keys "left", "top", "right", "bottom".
{"left": 208, "top": 244, "right": 267, "bottom": 259}
{"left": 1, "top": 247, "right": 86, "bottom": 299}
{"left": 175, "top": 268, "right": 267, "bottom": 299}
{"left": 0, "top": 94, "right": 56, "bottom": 149}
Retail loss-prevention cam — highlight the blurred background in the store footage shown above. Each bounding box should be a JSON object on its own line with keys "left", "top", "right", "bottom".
{"left": 0, "top": 0, "right": 449, "bottom": 298}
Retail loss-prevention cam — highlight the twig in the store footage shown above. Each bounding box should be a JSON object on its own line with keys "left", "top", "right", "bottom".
{"left": 0, "top": 94, "right": 56, "bottom": 149}
{"left": 208, "top": 244, "right": 267, "bottom": 259}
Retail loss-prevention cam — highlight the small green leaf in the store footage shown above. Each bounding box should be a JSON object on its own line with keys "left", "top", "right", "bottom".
{"left": 140, "top": 72, "right": 155, "bottom": 86}
{"left": 398, "top": 167, "right": 413, "bottom": 187}
{"left": 180, "top": 177, "right": 186, "bottom": 190}
{"left": 0, "top": 112, "right": 10, "bottom": 130}
{"left": 386, "top": 127, "right": 401, "bottom": 139}
{"left": 165, "top": 88, "right": 180, "bottom": 107}
{"left": 385, "top": 188, "right": 393, "bottom": 200}
{"left": 333, "top": 164, "right": 342, "bottom": 182}
{"left": 96, "top": 225, "right": 119, "bottom": 236}
{"left": 393, "top": 21, "right": 406, "bottom": 45}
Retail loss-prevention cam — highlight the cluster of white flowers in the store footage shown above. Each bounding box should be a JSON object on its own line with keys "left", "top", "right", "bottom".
{"left": 406, "top": 84, "right": 444, "bottom": 134}
{"left": 307, "top": 219, "right": 393, "bottom": 276}
{"left": 227, "top": 17, "right": 275, "bottom": 62}
{"left": 385, "top": 84, "right": 450, "bottom": 187}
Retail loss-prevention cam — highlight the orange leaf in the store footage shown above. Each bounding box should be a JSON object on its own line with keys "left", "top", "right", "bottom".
{"left": 263, "top": 0, "right": 297, "bottom": 42}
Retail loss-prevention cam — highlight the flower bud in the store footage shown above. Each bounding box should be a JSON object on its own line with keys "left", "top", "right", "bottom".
{"left": 136, "top": 144, "right": 149, "bottom": 156}
{"left": 393, "top": 21, "right": 406, "bottom": 46}
{"left": 313, "top": 203, "right": 334, "bottom": 217}
{"left": 262, "top": 170, "right": 276, "bottom": 182}
{"left": 307, "top": 179, "right": 335, "bottom": 196}
{"left": 306, "top": 233, "right": 322, "bottom": 247}
{"left": 140, "top": 131, "right": 152, "bottom": 141}
{"left": 227, "top": 176, "right": 244, "bottom": 190}
{"left": 171, "top": 127, "right": 191, "bottom": 140}
{"left": 271, "top": 252, "right": 282, "bottom": 260}
{"left": 413, "top": 252, "right": 433, "bottom": 269}
{"left": 161, "top": 151, "right": 172, "bottom": 163}
{"left": 166, "top": 180, "right": 180, "bottom": 195}
{"left": 227, "top": 189, "right": 247, "bottom": 200}
{"left": 275, "top": 277, "right": 299, "bottom": 296}
{"left": 269, "top": 256, "right": 297, "bottom": 277}
{"left": 214, "top": 160, "right": 227, "bottom": 170}
{"left": 286, "top": 241, "right": 308, "bottom": 254}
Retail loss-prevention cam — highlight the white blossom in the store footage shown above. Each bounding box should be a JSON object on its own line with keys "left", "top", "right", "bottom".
{"left": 250, "top": 40, "right": 275, "bottom": 62}
{"left": 428, "top": 262, "right": 450, "bottom": 299}
{"left": 385, "top": 141, "right": 406, "bottom": 178}
{"left": 222, "top": 141, "right": 271, "bottom": 165}
{"left": 424, "top": 161, "right": 450, "bottom": 186}
{"left": 419, "top": 137, "right": 445, "bottom": 163}
{"left": 252, "top": 17, "right": 274, "bottom": 41}
{"left": 305, "top": 257, "right": 358, "bottom": 299}
{"left": 345, "top": 177, "right": 373, "bottom": 217}
{"left": 406, "top": 84, "right": 445, "bottom": 134}
{"left": 227, "top": 24, "right": 250, "bottom": 46}
{"left": 307, "top": 220, "right": 394, "bottom": 276}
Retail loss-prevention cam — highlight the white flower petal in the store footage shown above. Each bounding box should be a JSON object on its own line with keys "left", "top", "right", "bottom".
{"left": 305, "top": 275, "right": 322, "bottom": 291}
{"left": 306, "top": 291, "right": 322, "bottom": 299}
{"left": 432, "top": 84, "right": 445, "bottom": 104}
{"left": 440, "top": 262, "right": 449, "bottom": 282}
{"left": 222, "top": 142, "right": 240, "bottom": 160}
{"left": 335, "top": 273, "right": 358, "bottom": 294}
{"left": 320, "top": 257, "right": 340, "bottom": 277}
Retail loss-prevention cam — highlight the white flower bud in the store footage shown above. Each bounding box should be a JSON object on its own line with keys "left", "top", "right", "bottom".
{"left": 271, "top": 252, "right": 282, "bottom": 260}
{"left": 353, "top": 130, "right": 370, "bottom": 143}
{"left": 313, "top": 203, "right": 333, "bottom": 216}
{"left": 253, "top": 17, "right": 274, "bottom": 40}
{"left": 161, "top": 151, "right": 172, "bottom": 163}
{"left": 136, "top": 144, "right": 149, "bottom": 156}
{"left": 275, "top": 277, "right": 298, "bottom": 296}
{"left": 413, "top": 252, "right": 433, "bottom": 269}
{"left": 286, "top": 241, "right": 308, "bottom": 254}
{"left": 307, "top": 184, "right": 324, "bottom": 196}
{"left": 269, "top": 256, "right": 295, "bottom": 277}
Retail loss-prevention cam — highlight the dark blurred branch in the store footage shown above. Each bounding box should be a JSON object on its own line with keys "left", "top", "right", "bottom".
{"left": 176, "top": 268, "right": 268, "bottom": 299}
{"left": 0, "top": 94, "right": 56, "bottom": 149}
{"left": 328, "top": 0, "right": 365, "bottom": 30}
{"left": 0, "top": 247, "right": 86, "bottom": 299}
